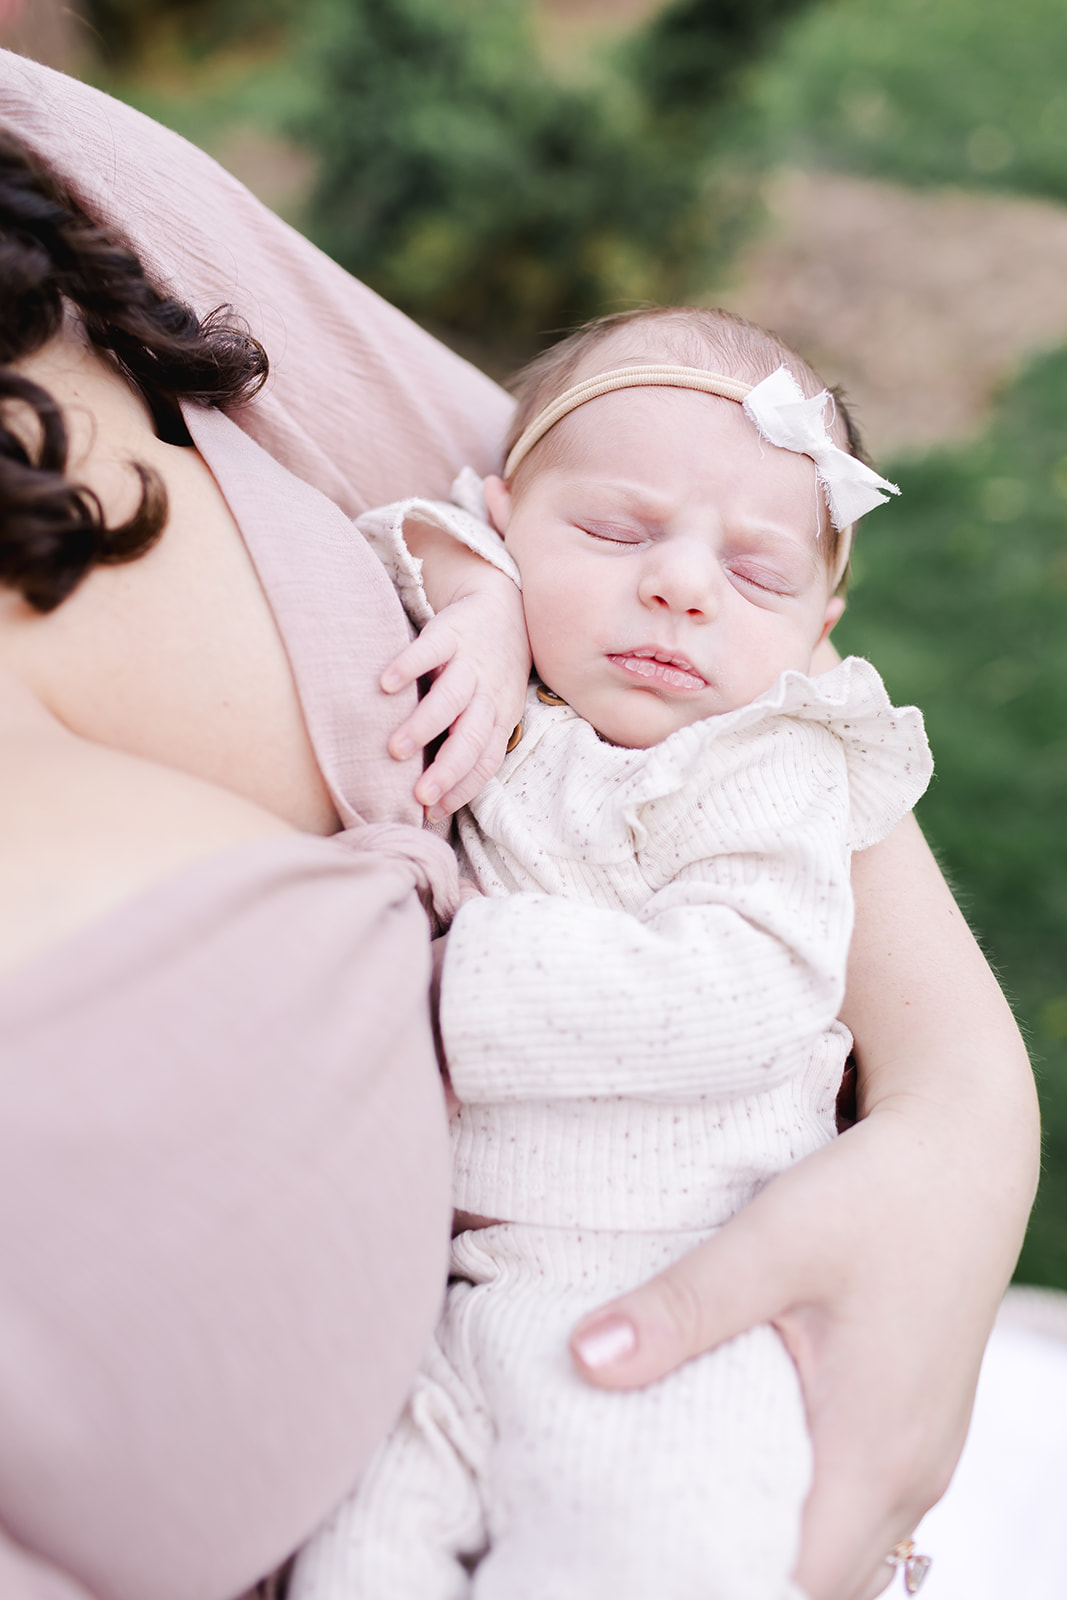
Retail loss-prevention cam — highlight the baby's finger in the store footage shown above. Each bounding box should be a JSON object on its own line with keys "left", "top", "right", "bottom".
{"left": 388, "top": 657, "right": 478, "bottom": 761}
{"left": 416, "top": 694, "right": 497, "bottom": 813}
{"left": 380, "top": 624, "right": 457, "bottom": 696}
{"left": 430, "top": 723, "right": 512, "bottom": 817}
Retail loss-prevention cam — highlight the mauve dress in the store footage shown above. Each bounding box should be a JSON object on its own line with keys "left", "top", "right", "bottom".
{"left": 0, "top": 48, "right": 511, "bottom": 1600}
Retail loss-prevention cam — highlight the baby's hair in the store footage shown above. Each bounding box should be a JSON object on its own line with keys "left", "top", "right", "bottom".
{"left": 504, "top": 307, "right": 870, "bottom": 588}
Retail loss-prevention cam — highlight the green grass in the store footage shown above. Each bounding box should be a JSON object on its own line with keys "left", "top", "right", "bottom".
{"left": 836, "top": 346, "right": 1067, "bottom": 1287}
{"left": 750, "top": 0, "right": 1067, "bottom": 201}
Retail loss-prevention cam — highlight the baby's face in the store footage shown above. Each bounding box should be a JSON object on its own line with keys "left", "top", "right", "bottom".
{"left": 485, "top": 385, "right": 844, "bottom": 749}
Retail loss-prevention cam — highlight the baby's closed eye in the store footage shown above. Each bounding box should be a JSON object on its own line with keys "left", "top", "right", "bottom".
{"left": 726, "top": 559, "right": 799, "bottom": 597}
{"left": 577, "top": 520, "right": 648, "bottom": 546}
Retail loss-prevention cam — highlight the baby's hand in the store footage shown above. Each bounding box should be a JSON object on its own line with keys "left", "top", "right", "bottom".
{"left": 381, "top": 578, "right": 531, "bottom": 818}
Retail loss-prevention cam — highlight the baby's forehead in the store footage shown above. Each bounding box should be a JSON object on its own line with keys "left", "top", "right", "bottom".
{"left": 527, "top": 381, "right": 836, "bottom": 556}
{"left": 562, "top": 332, "right": 850, "bottom": 454}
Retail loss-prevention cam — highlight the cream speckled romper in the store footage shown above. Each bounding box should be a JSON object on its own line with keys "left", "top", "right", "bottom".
{"left": 293, "top": 531, "right": 932, "bottom": 1600}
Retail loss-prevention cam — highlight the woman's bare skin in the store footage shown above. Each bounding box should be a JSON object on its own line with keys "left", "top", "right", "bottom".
{"left": 0, "top": 320, "right": 328, "bottom": 980}
{"left": 0, "top": 318, "right": 531, "bottom": 981}
{"left": 2, "top": 317, "right": 337, "bottom": 829}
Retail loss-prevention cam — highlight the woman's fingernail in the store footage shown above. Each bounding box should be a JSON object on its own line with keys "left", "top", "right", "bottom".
{"left": 381, "top": 671, "right": 400, "bottom": 693}
{"left": 391, "top": 735, "right": 414, "bottom": 759}
{"left": 427, "top": 802, "right": 448, "bottom": 823}
{"left": 420, "top": 781, "right": 441, "bottom": 806}
{"left": 573, "top": 1315, "right": 637, "bottom": 1370}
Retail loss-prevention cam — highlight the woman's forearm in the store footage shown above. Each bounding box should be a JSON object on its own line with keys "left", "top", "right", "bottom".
{"left": 570, "top": 811, "right": 1040, "bottom": 1600}
{"left": 844, "top": 812, "right": 1040, "bottom": 1274}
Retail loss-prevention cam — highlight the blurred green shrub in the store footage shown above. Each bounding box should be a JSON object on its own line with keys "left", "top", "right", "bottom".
{"left": 632, "top": 0, "right": 819, "bottom": 124}
{"left": 752, "top": 0, "right": 1067, "bottom": 200}
{"left": 296, "top": 0, "right": 813, "bottom": 357}
{"left": 836, "top": 347, "right": 1067, "bottom": 1288}
{"left": 84, "top": 0, "right": 296, "bottom": 64}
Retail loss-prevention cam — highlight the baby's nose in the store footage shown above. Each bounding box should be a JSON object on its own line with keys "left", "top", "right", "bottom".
{"left": 638, "top": 545, "right": 718, "bottom": 616}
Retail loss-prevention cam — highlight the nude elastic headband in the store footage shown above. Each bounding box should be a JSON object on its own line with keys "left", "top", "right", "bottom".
{"left": 503, "top": 363, "right": 900, "bottom": 549}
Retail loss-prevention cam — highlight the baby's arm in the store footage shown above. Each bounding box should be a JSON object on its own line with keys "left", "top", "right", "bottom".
{"left": 381, "top": 521, "right": 531, "bottom": 816}
{"left": 442, "top": 866, "right": 842, "bottom": 1106}
{"left": 362, "top": 496, "right": 531, "bottom": 816}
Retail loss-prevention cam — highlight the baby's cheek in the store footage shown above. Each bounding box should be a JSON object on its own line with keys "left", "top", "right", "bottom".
{"left": 524, "top": 596, "right": 578, "bottom": 668}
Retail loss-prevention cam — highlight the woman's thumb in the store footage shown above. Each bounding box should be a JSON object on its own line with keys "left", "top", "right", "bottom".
{"left": 569, "top": 1215, "right": 789, "bottom": 1390}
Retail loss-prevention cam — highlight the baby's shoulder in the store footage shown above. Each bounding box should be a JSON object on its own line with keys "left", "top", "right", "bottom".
{"left": 631, "top": 658, "right": 933, "bottom": 860}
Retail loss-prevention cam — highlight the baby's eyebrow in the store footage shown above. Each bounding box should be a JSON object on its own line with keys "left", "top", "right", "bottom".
{"left": 726, "top": 526, "right": 823, "bottom": 578}
{"left": 567, "top": 478, "right": 674, "bottom": 517}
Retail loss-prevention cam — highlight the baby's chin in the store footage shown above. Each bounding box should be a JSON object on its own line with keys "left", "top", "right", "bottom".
{"left": 584, "top": 694, "right": 739, "bottom": 749}
{"left": 580, "top": 667, "right": 815, "bottom": 747}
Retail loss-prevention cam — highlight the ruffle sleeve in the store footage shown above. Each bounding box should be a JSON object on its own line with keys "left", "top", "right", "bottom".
{"left": 356, "top": 469, "right": 520, "bottom": 629}
{"left": 463, "top": 657, "right": 931, "bottom": 873}
{"left": 621, "top": 656, "right": 933, "bottom": 856}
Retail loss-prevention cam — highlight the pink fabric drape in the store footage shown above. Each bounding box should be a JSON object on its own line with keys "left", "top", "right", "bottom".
{"left": 0, "top": 47, "right": 512, "bottom": 1600}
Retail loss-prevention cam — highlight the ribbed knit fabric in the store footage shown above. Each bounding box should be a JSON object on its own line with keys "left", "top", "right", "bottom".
{"left": 293, "top": 1227, "right": 811, "bottom": 1600}
{"left": 445, "top": 660, "right": 931, "bottom": 1228}
{"left": 450, "top": 1025, "right": 849, "bottom": 1232}
{"left": 295, "top": 496, "right": 935, "bottom": 1600}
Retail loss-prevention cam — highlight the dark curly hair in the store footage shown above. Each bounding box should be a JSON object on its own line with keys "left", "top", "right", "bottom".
{"left": 0, "top": 127, "right": 268, "bottom": 612}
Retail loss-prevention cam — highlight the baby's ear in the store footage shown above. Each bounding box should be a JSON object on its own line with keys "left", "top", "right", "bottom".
{"left": 819, "top": 595, "right": 846, "bottom": 646}
{"left": 482, "top": 475, "right": 512, "bottom": 535}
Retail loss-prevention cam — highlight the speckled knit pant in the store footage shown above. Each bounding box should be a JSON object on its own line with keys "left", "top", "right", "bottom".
{"left": 292, "top": 1224, "right": 811, "bottom": 1600}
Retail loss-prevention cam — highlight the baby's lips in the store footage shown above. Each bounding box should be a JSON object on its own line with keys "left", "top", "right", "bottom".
{"left": 608, "top": 651, "right": 710, "bottom": 691}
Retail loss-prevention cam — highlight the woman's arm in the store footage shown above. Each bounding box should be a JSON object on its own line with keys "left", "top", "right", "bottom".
{"left": 0, "top": 671, "right": 454, "bottom": 1600}
{"left": 570, "top": 814, "right": 1039, "bottom": 1600}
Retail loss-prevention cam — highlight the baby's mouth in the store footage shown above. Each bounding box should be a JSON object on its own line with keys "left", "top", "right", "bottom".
{"left": 607, "top": 649, "right": 710, "bottom": 692}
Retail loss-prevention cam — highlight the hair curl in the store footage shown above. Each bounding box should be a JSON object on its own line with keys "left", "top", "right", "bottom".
{"left": 0, "top": 127, "right": 268, "bottom": 612}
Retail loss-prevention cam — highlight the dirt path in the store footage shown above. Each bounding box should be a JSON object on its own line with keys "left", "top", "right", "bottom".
{"left": 714, "top": 168, "right": 1067, "bottom": 458}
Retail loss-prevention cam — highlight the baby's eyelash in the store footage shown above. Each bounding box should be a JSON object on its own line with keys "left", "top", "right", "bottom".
{"left": 579, "top": 523, "right": 645, "bottom": 545}
{"left": 729, "top": 563, "right": 795, "bottom": 595}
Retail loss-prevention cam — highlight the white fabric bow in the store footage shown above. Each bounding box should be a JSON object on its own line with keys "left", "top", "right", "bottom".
{"left": 742, "top": 366, "right": 899, "bottom": 530}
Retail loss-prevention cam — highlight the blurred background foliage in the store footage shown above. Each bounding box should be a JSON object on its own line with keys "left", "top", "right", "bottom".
{"left": 294, "top": 0, "right": 705, "bottom": 357}
{"left": 40, "top": 0, "right": 1067, "bottom": 1286}
{"left": 82, "top": 0, "right": 818, "bottom": 360}
{"left": 752, "top": 0, "right": 1067, "bottom": 201}
{"left": 836, "top": 352, "right": 1067, "bottom": 1288}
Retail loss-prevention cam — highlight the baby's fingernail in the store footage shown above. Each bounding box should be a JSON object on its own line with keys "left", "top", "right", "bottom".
{"left": 572, "top": 1315, "right": 636, "bottom": 1370}
{"left": 391, "top": 735, "right": 415, "bottom": 760}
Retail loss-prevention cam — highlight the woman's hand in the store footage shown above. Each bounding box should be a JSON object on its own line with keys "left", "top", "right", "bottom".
{"left": 570, "top": 816, "right": 1039, "bottom": 1600}
{"left": 381, "top": 521, "right": 531, "bottom": 818}
{"left": 570, "top": 1109, "right": 987, "bottom": 1599}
